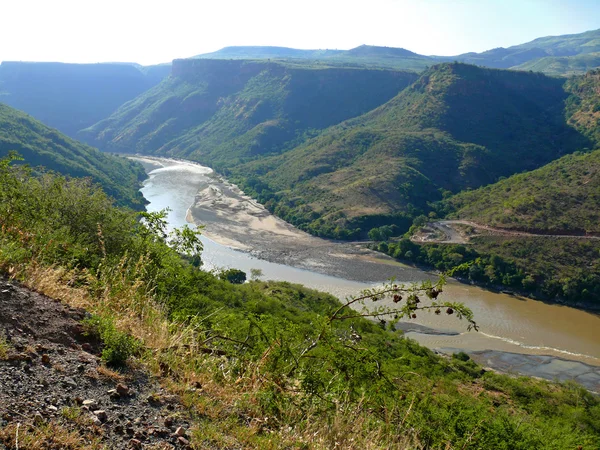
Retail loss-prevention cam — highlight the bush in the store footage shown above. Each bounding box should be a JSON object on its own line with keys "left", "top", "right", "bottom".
{"left": 83, "top": 315, "right": 141, "bottom": 367}
{"left": 219, "top": 268, "right": 247, "bottom": 284}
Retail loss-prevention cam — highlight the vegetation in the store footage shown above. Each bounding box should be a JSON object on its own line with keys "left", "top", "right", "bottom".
{"left": 565, "top": 68, "right": 600, "bottom": 144}
{"left": 375, "top": 237, "right": 600, "bottom": 308}
{"left": 1, "top": 154, "right": 598, "bottom": 448}
{"left": 230, "top": 63, "right": 589, "bottom": 238}
{"left": 444, "top": 149, "right": 600, "bottom": 234}
{"left": 0, "top": 61, "right": 170, "bottom": 136}
{"left": 0, "top": 104, "right": 146, "bottom": 209}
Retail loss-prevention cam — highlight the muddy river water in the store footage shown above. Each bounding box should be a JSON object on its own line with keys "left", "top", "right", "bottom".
{"left": 132, "top": 156, "right": 600, "bottom": 390}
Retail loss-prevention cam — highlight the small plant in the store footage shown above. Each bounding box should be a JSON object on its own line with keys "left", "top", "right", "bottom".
{"left": 0, "top": 332, "right": 10, "bottom": 359}
{"left": 83, "top": 315, "right": 141, "bottom": 367}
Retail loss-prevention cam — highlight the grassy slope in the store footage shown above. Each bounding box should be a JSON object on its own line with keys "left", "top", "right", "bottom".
{"left": 0, "top": 103, "right": 146, "bottom": 208}
{"left": 446, "top": 149, "right": 600, "bottom": 233}
{"left": 233, "top": 63, "right": 589, "bottom": 237}
{"left": 0, "top": 61, "right": 170, "bottom": 136}
{"left": 1, "top": 155, "right": 598, "bottom": 449}
{"left": 80, "top": 59, "right": 418, "bottom": 166}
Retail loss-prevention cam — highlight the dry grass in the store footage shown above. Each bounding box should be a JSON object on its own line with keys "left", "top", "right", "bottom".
{"left": 0, "top": 421, "right": 103, "bottom": 450}
{"left": 0, "top": 332, "right": 10, "bottom": 360}
{"left": 96, "top": 365, "right": 127, "bottom": 382}
{"left": 6, "top": 260, "right": 426, "bottom": 449}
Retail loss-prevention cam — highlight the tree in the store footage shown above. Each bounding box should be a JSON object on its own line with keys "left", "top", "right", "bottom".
{"left": 220, "top": 268, "right": 247, "bottom": 284}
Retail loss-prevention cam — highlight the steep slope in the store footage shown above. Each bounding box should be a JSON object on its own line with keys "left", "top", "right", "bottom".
{"left": 565, "top": 68, "right": 600, "bottom": 144}
{"left": 233, "top": 63, "right": 590, "bottom": 238}
{"left": 0, "top": 62, "right": 170, "bottom": 136}
{"left": 0, "top": 103, "right": 145, "bottom": 208}
{"left": 452, "top": 28, "right": 600, "bottom": 70}
{"left": 80, "top": 59, "right": 418, "bottom": 165}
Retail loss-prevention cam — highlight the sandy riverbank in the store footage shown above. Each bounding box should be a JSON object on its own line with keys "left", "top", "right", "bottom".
{"left": 187, "top": 172, "right": 428, "bottom": 283}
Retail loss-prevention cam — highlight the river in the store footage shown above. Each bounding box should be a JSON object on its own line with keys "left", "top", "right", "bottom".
{"left": 132, "top": 156, "right": 600, "bottom": 390}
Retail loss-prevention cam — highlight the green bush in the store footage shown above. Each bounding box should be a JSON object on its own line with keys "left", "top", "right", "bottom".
{"left": 83, "top": 315, "right": 141, "bottom": 367}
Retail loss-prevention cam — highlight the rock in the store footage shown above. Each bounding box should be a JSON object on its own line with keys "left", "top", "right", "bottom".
{"left": 47, "top": 405, "right": 58, "bottom": 412}
{"left": 41, "top": 354, "right": 50, "bottom": 365}
{"left": 178, "top": 436, "right": 190, "bottom": 446}
{"left": 81, "top": 343, "right": 93, "bottom": 353}
{"left": 91, "top": 415, "right": 102, "bottom": 426}
{"left": 93, "top": 410, "right": 107, "bottom": 422}
{"left": 164, "top": 416, "right": 174, "bottom": 427}
{"left": 63, "top": 377, "right": 77, "bottom": 388}
{"left": 175, "top": 426, "right": 186, "bottom": 436}
{"left": 82, "top": 399, "right": 97, "bottom": 409}
{"left": 116, "top": 383, "right": 130, "bottom": 396}
{"left": 129, "top": 439, "right": 142, "bottom": 449}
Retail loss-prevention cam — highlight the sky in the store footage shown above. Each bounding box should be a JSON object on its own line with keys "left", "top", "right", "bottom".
{"left": 2, "top": 0, "right": 600, "bottom": 65}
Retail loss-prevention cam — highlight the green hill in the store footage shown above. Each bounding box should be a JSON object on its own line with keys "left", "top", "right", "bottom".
{"left": 512, "top": 52, "right": 600, "bottom": 76}
{"left": 565, "top": 68, "right": 600, "bottom": 144}
{"left": 453, "top": 28, "right": 600, "bottom": 70}
{"left": 79, "top": 59, "right": 418, "bottom": 164}
{"left": 0, "top": 103, "right": 146, "bottom": 208}
{"left": 231, "top": 63, "right": 590, "bottom": 238}
{"left": 445, "top": 149, "right": 600, "bottom": 234}
{"left": 0, "top": 61, "right": 170, "bottom": 136}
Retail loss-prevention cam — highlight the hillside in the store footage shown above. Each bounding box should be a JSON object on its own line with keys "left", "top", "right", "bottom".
{"left": 0, "top": 103, "right": 146, "bottom": 208}
{"left": 513, "top": 52, "right": 600, "bottom": 75}
{"left": 565, "top": 68, "right": 600, "bottom": 144}
{"left": 454, "top": 28, "right": 600, "bottom": 70}
{"left": 231, "top": 63, "right": 590, "bottom": 238}
{"left": 80, "top": 59, "right": 418, "bottom": 165}
{"left": 0, "top": 61, "right": 170, "bottom": 136}
{"left": 0, "top": 155, "right": 598, "bottom": 448}
{"left": 444, "top": 149, "right": 600, "bottom": 234}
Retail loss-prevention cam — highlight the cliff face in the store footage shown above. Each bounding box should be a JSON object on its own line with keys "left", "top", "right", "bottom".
{"left": 80, "top": 59, "right": 418, "bottom": 164}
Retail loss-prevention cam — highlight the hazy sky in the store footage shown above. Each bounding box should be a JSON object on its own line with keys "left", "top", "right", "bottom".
{"left": 2, "top": 0, "right": 600, "bottom": 65}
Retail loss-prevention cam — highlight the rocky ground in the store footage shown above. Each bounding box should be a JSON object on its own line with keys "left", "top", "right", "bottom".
{"left": 0, "top": 278, "right": 194, "bottom": 449}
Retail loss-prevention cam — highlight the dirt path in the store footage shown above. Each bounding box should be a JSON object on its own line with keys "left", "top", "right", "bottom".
{"left": 413, "top": 220, "right": 600, "bottom": 244}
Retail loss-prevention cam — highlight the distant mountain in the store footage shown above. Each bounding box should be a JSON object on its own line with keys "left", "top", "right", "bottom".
{"left": 513, "top": 52, "right": 600, "bottom": 76}
{"left": 79, "top": 59, "right": 418, "bottom": 165}
{"left": 194, "top": 45, "right": 435, "bottom": 71}
{"left": 194, "top": 29, "right": 600, "bottom": 75}
{"left": 232, "top": 63, "right": 590, "bottom": 238}
{"left": 451, "top": 28, "right": 600, "bottom": 69}
{"left": 0, "top": 62, "right": 171, "bottom": 136}
{"left": 0, "top": 103, "right": 146, "bottom": 209}
{"left": 194, "top": 46, "right": 344, "bottom": 60}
